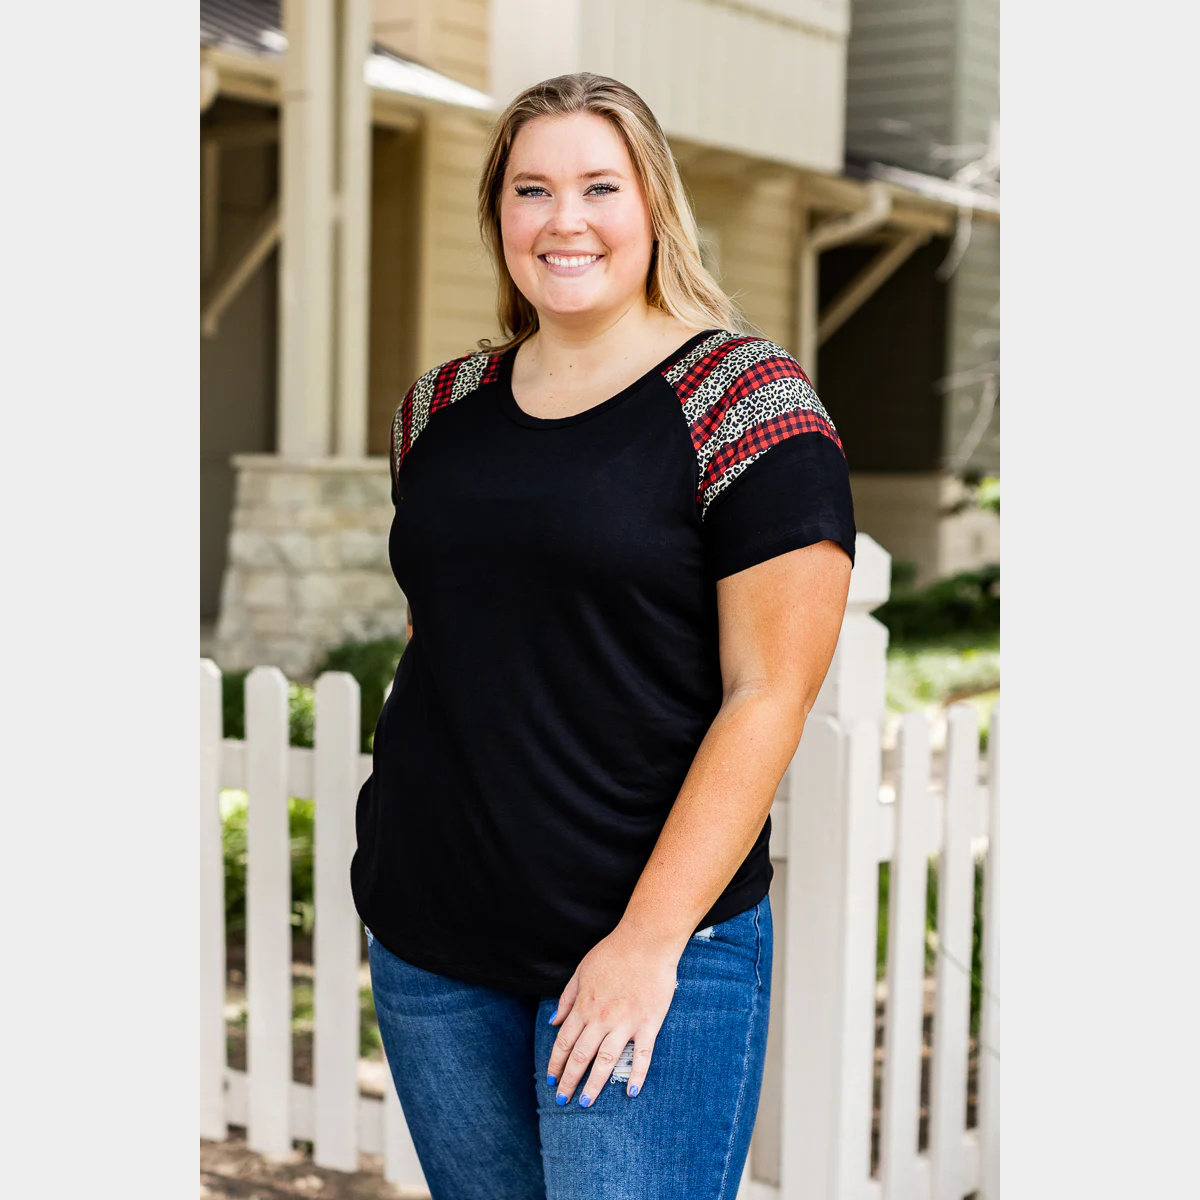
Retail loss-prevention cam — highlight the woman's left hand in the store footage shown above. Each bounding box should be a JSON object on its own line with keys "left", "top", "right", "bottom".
{"left": 546, "top": 921, "right": 687, "bottom": 1105}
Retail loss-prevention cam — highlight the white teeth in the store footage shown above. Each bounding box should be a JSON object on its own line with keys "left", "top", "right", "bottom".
{"left": 543, "top": 254, "right": 601, "bottom": 266}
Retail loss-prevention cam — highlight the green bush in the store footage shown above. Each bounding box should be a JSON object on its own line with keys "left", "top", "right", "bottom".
{"left": 220, "top": 633, "right": 409, "bottom": 753}
{"left": 875, "top": 564, "right": 1000, "bottom": 643}
{"left": 312, "top": 636, "right": 407, "bottom": 753}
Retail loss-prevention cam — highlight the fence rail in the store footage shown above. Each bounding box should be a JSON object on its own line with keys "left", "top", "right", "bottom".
{"left": 201, "top": 652, "right": 998, "bottom": 1199}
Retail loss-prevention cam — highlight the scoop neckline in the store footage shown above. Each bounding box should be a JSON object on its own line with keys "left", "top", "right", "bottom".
{"left": 495, "top": 327, "right": 724, "bottom": 428}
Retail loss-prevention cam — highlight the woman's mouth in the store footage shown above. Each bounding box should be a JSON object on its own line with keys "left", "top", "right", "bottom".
{"left": 538, "top": 253, "right": 604, "bottom": 276}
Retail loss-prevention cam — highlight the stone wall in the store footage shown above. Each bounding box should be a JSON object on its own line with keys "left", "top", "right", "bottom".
{"left": 213, "top": 454, "right": 405, "bottom": 680}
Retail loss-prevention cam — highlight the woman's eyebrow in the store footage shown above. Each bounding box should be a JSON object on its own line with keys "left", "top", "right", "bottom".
{"left": 510, "top": 169, "right": 627, "bottom": 183}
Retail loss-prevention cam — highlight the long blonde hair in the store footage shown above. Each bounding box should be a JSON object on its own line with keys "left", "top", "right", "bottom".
{"left": 474, "top": 72, "right": 761, "bottom": 356}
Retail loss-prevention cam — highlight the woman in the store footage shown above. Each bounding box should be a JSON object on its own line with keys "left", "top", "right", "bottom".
{"left": 350, "top": 72, "right": 855, "bottom": 1200}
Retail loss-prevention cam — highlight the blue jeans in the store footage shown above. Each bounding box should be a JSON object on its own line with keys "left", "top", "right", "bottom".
{"left": 366, "top": 894, "right": 773, "bottom": 1200}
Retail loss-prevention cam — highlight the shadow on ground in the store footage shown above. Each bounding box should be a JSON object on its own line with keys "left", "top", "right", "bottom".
{"left": 201, "top": 1131, "right": 430, "bottom": 1200}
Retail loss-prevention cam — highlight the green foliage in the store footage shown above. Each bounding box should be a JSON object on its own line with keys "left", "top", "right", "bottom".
{"left": 222, "top": 792, "right": 317, "bottom": 937}
{"left": 313, "top": 636, "right": 408, "bottom": 753}
{"left": 886, "top": 634, "right": 1000, "bottom": 711}
{"left": 976, "top": 475, "right": 1000, "bottom": 514}
{"left": 875, "top": 564, "right": 1000, "bottom": 643}
{"left": 220, "top": 670, "right": 317, "bottom": 748}
{"left": 890, "top": 559, "right": 919, "bottom": 590}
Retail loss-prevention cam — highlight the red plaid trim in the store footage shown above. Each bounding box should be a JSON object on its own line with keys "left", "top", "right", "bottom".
{"left": 700, "top": 408, "right": 841, "bottom": 497}
{"left": 668, "top": 335, "right": 845, "bottom": 510}
{"left": 392, "top": 351, "right": 503, "bottom": 492}
{"left": 669, "top": 335, "right": 758, "bottom": 406}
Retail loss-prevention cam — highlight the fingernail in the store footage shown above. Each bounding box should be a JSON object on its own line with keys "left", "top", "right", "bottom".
{"left": 628, "top": 1084, "right": 640, "bottom": 1097}
{"left": 548, "top": 1011, "right": 557, "bottom": 1024}
{"left": 556, "top": 1092, "right": 568, "bottom": 1106}
{"left": 546, "top": 1073, "right": 557, "bottom": 1086}
{"left": 578, "top": 1093, "right": 591, "bottom": 1108}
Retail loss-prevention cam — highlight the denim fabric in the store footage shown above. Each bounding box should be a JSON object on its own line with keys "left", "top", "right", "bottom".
{"left": 366, "top": 894, "right": 772, "bottom": 1200}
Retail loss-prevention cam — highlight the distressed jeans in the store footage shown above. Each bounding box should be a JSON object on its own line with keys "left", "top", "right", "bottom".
{"left": 366, "top": 893, "right": 773, "bottom": 1200}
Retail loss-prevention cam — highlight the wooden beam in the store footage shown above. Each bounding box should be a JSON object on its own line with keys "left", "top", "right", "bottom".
{"left": 794, "top": 200, "right": 819, "bottom": 384}
{"left": 201, "top": 60, "right": 220, "bottom": 112}
{"left": 200, "top": 120, "right": 281, "bottom": 148}
{"left": 818, "top": 230, "right": 928, "bottom": 345}
{"left": 201, "top": 141, "right": 222, "bottom": 280}
{"left": 201, "top": 199, "right": 281, "bottom": 338}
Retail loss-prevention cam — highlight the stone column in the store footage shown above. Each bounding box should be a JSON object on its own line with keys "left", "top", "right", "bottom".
{"left": 213, "top": 455, "right": 404, "bottom": 680}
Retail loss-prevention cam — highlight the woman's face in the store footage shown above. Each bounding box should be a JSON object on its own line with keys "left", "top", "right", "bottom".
{"left": 499, "top": 112, "right": 655, "bottom": 326}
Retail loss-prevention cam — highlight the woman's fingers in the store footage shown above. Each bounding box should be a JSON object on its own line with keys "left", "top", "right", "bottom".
{"left": 544, "top": 976, "right": 578, "bottom": 1087}
{"left": 622, "top": 1029, "right": 658, "bottom": 1098}
{"left": 576, "top": 1029, "right": 636, "bottom": 1107}
{"left": 547, "top": 974, "right": 578, "bottom": 1030}
{"left": 545, "top": 1004, "right": 583, "bottom": 1091}
{"left": 549, "top": 1015, "right": 605, "bottom": 1105}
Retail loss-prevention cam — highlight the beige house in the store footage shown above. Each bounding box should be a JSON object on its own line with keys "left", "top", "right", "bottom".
{"left": 201, "top": 0, "right": 999, "bottom": 679}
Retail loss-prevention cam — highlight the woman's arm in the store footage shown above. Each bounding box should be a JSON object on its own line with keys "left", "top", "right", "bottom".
{"left": 544, "top": 537, "right": 852, "bottom": 1105}
{"left": 619, "top": 536, "right": 852, "bottom": 948}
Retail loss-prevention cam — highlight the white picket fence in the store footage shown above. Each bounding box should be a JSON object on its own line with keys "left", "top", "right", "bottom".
{"left": 200, "top": 534, "right": 999, "bottom": 1200}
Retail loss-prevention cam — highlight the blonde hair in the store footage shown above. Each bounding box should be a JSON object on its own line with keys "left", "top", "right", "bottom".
{"left": 474, "top": 72, "right": 762, "bottom": 356}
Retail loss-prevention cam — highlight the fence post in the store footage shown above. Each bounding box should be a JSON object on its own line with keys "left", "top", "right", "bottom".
{"left": 245, "top": 666, "right": 293, "bottom": 1160}
{"left": 880, "top": 713, "right": 933, "bottom": 1199}
{"left": 928, "top": 704, "right": 979, "bottom": 1199}
{"left": 809, "top": 532, "right": 892, "bottom": 724}
{"left": 313, "top": 672, "right": 363, "bottom": 1171}
{"left": 977, "top": 704, "right": 1000, "bottom": 1200}
{"left": 778, "top": 534, "right": 891, "bottom": 1199}
{"left": 200, "top": 659, "right": 227, "bottom": 1141}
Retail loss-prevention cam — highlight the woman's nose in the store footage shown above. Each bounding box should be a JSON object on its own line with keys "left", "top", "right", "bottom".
{"left": 543, "top": 197, "right": 589, "bottom": 234}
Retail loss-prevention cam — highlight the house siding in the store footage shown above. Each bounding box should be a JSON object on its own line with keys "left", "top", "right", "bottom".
{"left": 845, "top": 0, "right": 958, "bottom": 172}
{"left": 417, "top": 111, "right": 502, "bottom": 368}
{"left": 373, "top": 0, "right": 491, "bottom": 91}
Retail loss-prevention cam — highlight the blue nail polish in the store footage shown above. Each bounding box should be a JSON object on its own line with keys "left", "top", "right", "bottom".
{"left": 579, "top": 1093, "right": 591, "bottom": 1108}
{"left": 628, "top": 1084, "right": 640, "bottom": 1097}
{"left": 548, "top": 1011, "right": 557, "bottom": 1024}
{"left": 546, "top": 1074, "right": 557, "bottom": 1086}
{"left": 556, "top": 1092, "right": 568, "bottom": 1106}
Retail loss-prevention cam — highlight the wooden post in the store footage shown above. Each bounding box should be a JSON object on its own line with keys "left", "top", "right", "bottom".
{"left": 336, "top": 0, "right": 373, "bottom": 457}
{"left": 313, "top": 673, "right": 362, "bottom": 1170}
{"left": 928, "top": 705, "right": 979, "bottom": 1198}
{"left": 811, "top": 532, "right": 893, "bottom": 724}
{"left": 794, "top": 194, "right": 820, "bottom": 386}
{"left": 245, "top": 666, "right": 293, "bottom": 1159}
{"left": 279, "top": 0, "right": 336, "bottom": 458}
{"left": 778, "top": 532, "right": 892, "bottom": 1197}
{"left": 977, "top": 705, "right": 1001, "bottom": 1200}
{"left": 200, "top": 660, "right": 228, "bottom": 1141}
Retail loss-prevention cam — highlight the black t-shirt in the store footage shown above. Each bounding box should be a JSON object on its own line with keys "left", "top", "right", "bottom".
{"left": 350, "top": 327, "right": 856, "bottom": 995}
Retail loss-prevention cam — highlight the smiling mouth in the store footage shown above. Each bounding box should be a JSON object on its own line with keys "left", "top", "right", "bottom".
{"left": 539, "top": 253, "right": 604, "bottom": 268}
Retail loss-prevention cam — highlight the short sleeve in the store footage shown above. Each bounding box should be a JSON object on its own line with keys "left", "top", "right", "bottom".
{"left": 388, "top": 386, "right": 413, "bottom": 507}
{"left": 390, "top": 352, "right": 503, "bottom": 506}
{"left": 697, "top": 341, "right": 856, "bottom": 579}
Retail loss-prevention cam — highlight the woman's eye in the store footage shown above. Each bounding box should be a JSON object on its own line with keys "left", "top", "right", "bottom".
{"left": 513, "top": 182, "right": 620, "bottom": 197}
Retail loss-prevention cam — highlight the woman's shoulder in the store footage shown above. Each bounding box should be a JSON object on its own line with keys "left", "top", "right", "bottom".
{"left": 391, "top": 348, "right": 505, "bottom": 466}
{"left": 401, "top": 348, "right": 504, "bottom": 416}
{"left": 665, "top": 331, "right": 846, "bottom": 517}
{"left": 666, "top": 332, "right": 811, "bottom": 402}
{"left": 668, "top": 332, "right": 838, "bottom": 442}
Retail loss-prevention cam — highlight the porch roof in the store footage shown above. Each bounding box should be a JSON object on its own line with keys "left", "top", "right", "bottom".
{"left": 201, "top": 0, "right": 496, "bottom": 118}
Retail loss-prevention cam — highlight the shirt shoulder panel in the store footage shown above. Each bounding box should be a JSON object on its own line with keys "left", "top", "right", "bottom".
{"left": 390, "top": 350, "right": 503, "bottom": 501}
{"left": 661, "top": 332, "right": 845, "bottom": 518}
